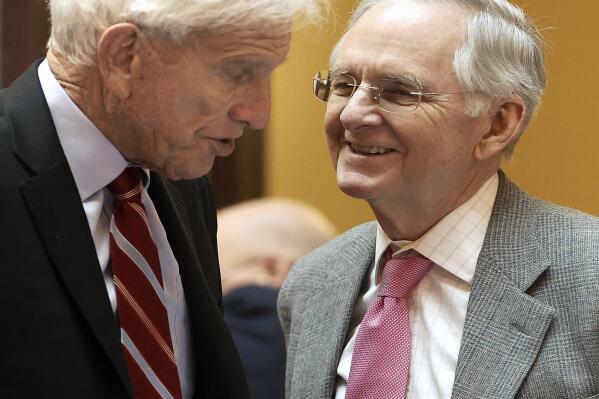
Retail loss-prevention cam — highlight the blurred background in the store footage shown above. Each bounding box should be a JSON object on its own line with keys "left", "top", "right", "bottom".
{"left": 2, "top": 0, "right": 597, "bottom": 232}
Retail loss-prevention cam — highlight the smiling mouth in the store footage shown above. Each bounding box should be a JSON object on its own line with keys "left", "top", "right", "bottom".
{"left": 348, "top": 142, "right": 394, "bottom": 155}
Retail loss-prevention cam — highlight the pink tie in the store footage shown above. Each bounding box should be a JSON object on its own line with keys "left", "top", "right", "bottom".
{"left": 345, "top": 248, "right": 433, "bottom": 399}
{"left": 109, "top": 168, "right": 183, "bottom": 399}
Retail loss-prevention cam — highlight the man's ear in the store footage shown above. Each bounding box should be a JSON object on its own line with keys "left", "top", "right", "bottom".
{"left": 474, "top": 97, "right": 525, "bottom": 160}
{"left": 97, "top": 23, "right": 143, "bottom": 99}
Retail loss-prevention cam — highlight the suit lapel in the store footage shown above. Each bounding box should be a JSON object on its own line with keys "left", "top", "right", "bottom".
{"left": 149, "top": 176, "right": 248, "bottom": 398}
{"left": 452, "top": 173, "right": 555, "bottom": 399}
{"left": 8, "top": 62, "right": 132, "bottom": 395}
{"left": 147, "top": 175, "right": 203, "bottom": 293}
{"left": 290, "top": 224, "right": 376, "bottom": 399}
{"left": 20, "top": 162, "right": 133, "bottom": 394}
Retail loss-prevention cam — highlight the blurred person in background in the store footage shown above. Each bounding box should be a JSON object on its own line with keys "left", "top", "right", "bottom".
{"left": 218, "top": 198, "right": 336, "bottom": 399}
{"left": 0, "top": 0, "right": 330, "bottom": 398}
{"left": 279, "top": 0, "right": 599, "bottom": 398}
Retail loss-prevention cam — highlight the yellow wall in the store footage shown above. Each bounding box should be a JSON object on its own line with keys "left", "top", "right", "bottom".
{"left": 265, "top": 0, "right": 599, "bottom": 232}
{"left": 502, "top": 0, "right": 599, "bottom": 215}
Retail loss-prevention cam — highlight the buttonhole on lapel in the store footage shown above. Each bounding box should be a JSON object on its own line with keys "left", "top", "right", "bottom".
{"left": 509, "top": 319, "right": 532, "bottom": 336}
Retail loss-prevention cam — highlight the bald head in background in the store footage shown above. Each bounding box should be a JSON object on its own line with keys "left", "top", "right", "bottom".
{"left": 218, "top": 198, "right": 336, "bottom": 399}
{"left": 218, "top": 198, "right": 337, "bottom": 295}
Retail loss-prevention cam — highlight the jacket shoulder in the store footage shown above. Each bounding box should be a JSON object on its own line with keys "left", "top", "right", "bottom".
{"left": 282, "top": 221, "right": 376, "bottom": 298}
{"left": 297, "top": 221, "right": 376, "bottom": 265}
{"left": 498, "top": 175, "right": 599, "bottom": 236}
{"left": 499, "top": 179, "right": 599, "bottom": 264}
{"left": 535, "top": 199, "right": 599, "bottom": 260}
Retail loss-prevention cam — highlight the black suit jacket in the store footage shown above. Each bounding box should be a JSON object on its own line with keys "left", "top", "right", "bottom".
{"left": 0, "top": 62, "right": 249, "bottom": 399}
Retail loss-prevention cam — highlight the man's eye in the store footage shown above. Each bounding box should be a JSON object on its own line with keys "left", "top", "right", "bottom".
{"left": 382, "top": 86, "right": 420, "bottom": 106}
{"left": 331, "top": 74, "right": 356, "bottom": 97}
{"left": 225, "top": 67, "right": 254, "bottom": 83}
{"left": 331, "top": 81, "right": 355, "bottom": 96}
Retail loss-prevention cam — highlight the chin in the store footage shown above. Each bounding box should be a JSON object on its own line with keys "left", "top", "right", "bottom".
{"left": 336, "top": 172, "right": 379, "bottom": 201}
{"left": 182, "top": 164, "right": 214, "bottom": 180}
{"left": 164, "top": 158, "right": 215, "bottom": 181}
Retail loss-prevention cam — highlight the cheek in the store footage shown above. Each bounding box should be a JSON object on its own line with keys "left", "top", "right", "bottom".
{"left": 158, "top": 106, "right": 220, "bottom": 148}
{"left": 147, "top": 86, "right": 222, "bottom": 134}
{"left": 324, "top": 111, "right": 343, "bottom": 155}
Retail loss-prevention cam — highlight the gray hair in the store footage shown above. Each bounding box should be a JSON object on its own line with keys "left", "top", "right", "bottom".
{"left": 332, "top": 0, "right": 546, "bottom": 155}
{"left": 47, "top": 0, "right": 331, "bottom": 66}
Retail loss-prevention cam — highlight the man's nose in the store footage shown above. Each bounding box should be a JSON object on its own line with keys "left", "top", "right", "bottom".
{"left": 339, "top": 88, "right": 383, "bottom": 132}
{"left": 229, "top": 80, "right": 271, "bottom": 130}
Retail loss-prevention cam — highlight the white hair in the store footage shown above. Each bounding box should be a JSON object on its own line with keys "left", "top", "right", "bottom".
{"left": 47, "top": 0, "right": 331, "bottom": 66}
{"left": 332, "top": 0, "right": 546, "bottom": 155}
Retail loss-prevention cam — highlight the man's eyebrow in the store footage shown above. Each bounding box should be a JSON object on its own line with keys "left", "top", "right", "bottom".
{"left": 223, "top": 58, "right": 265, "bottom": 68}
{"left": 328, "top": 69, "right": 433, "bottom": 91}
{"left": 380, "top": 73, "right": 430, "bottom": 91}
{"left": 231, "top": 56, "right": 288, "bottom": 72}
{"left": 329, "top": 68, "right": 351, "bottom": 77}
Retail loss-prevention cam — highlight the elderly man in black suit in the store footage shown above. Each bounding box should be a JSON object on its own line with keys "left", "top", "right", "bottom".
{"left": 0, "top": 0, "right": 329, "bottom": 398}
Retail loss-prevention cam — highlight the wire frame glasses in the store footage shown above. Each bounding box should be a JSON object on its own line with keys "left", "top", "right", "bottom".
{"left": 312, "top": 70, "right": 464, "bottom": 114}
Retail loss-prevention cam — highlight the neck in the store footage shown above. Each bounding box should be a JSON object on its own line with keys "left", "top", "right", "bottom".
{"left": 47, "top": 50, "right": 103, "bottom": 119}
{"left": 46, "top": 50, "right": 132, "bottom": 161}
{"left": 372, "top": 167, "right": 498, "bottom": 241}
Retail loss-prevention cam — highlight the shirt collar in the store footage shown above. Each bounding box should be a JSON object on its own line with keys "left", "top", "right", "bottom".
{"left": 38, "top": 59, "right": 130, "bottom": 201}
{"left": 374, "top": 173, "right": 499, "bottom": 285}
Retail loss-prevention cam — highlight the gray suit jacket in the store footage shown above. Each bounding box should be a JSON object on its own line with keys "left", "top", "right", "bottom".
{"left": 279, "top": 174, "right": 599, "bottom": 399}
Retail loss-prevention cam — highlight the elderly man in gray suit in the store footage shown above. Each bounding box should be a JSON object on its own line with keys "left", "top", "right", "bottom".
{"left": 278, "top": 0, "right": 599, "bottom": 398}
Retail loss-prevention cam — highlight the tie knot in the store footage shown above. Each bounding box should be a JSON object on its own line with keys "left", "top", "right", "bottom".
{"left": 109, "top": 167, "right": 144, "bottom": 202}
{"left": 379, "top": 248, "right": 432, "bottom": 298}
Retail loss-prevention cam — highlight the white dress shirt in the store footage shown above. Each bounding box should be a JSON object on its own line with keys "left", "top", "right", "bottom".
{"left": 38, "top": 59, "right": 195, "bottom": 398}
{"left": 335, "top": 173, "right": 499, "bottom": 399}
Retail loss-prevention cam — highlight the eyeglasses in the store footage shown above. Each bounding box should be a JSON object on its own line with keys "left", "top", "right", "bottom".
{"left": 312, "top": 70, "right": 465, "bottom": 114}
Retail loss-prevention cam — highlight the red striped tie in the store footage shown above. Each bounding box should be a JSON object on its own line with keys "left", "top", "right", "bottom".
{"left": 108, "top": 167, "right": 182, "bottom": 399}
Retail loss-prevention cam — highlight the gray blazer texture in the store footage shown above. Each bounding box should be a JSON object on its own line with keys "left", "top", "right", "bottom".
{"left": 278, "top": 174, "right": 599, "bottom": 399}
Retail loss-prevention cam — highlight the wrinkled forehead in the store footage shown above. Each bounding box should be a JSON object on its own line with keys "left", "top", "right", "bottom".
{"left": 332, "top": 1, "right": 469, "bottom": 84}
{"left": 183, "top": 24, "right": 292, "bottom": 66}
